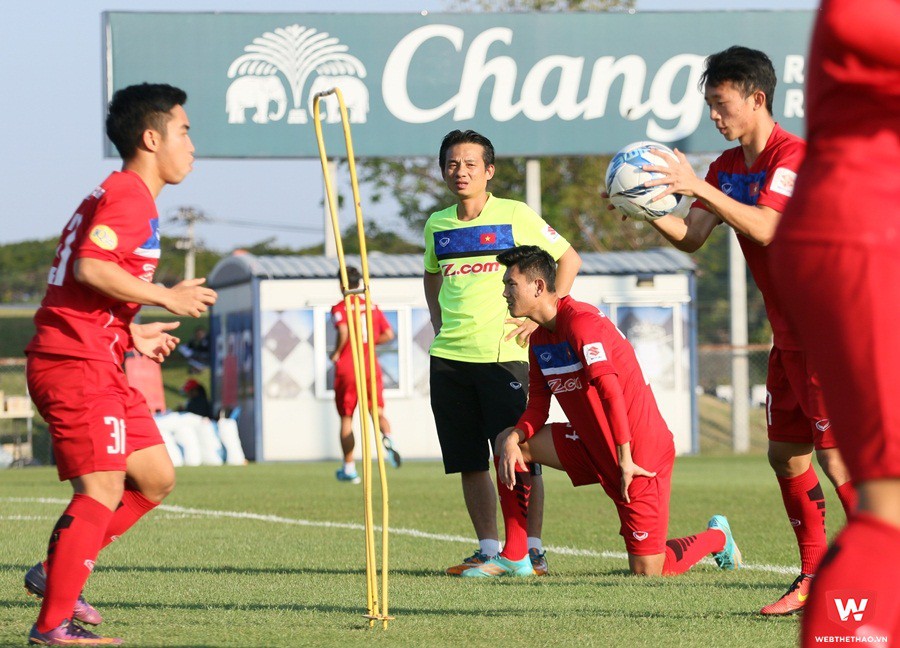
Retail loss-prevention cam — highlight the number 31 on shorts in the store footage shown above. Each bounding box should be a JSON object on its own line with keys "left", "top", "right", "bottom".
{"left": 104, "top": 416, "right": 127, "bottom": 455}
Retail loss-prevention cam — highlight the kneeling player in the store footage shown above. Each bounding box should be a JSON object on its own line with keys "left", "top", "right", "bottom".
{"left": 462, "top": 246, "right": 741, "bottom": 577}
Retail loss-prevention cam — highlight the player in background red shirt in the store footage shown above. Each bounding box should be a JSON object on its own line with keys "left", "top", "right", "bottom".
{"left": 770, "top": 0, "right": 900, "bottom": 643}
{"left": 611, "top": 46, "right": 857, "bottom": 615}
{"left": 459, "top": 245, "right": 741, "bottom": 578}
{"left": 329, "top": 266, "right": 399, "bottom": 483}
{"left": 23, "top": 84, "right": 217, "bottom": 646}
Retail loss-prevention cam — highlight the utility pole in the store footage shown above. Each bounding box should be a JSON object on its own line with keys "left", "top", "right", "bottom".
{"left": 172, "top": 207, "right": 206, "bottom": 280}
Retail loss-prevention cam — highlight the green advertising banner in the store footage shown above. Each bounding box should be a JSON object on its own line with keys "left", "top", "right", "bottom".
{"left": 104, "top": 11, "right": 815, "bottom": 158}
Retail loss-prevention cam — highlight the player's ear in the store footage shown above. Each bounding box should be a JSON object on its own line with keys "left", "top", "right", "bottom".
{"left": 752, "top": 89, "right": 766, "bottom": 111}
{"left": 141, "top": 128, "right": 161, "bottom": 152}
{"left": 485, "top": 164, "right": 495, "bottom": 181}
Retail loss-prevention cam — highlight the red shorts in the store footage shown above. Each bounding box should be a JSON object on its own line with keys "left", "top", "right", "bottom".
{"left": 766, "top": 347, "right": 837, "bottom": 449}
{"left": 26, "top": 353, "right": 163, "bottom": 481}
{"left": 772, "top": 225, "right": 900, "bottom": 481}
{"left": 334, "top": 367, "right": 384, "bottom": 417}
{"left": 552, "top": 422, "right": 673, "bottom": 556}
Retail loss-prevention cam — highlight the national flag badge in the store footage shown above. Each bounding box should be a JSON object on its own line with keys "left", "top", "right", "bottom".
{"left": 480, "top": 232, "right": 496, "bottom": 245}
{"left": 89, "top": 225, "right": 118, "bottom": 251}
{"left": 543, "top": 224, "right": 561, "bottom": 243}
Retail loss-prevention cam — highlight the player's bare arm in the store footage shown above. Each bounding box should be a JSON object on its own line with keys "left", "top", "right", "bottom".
{"left": 423, "top": 271, "right": 443, "bottom": 335}
{"left": 130, "top": 321, "right": 180, "bottom": 363}
{"left": 554, "top": 246, "right": 581, "bottom": 298}
{"left": 376, "top": 328, "right": 395, "bottom": 345}
{"left": 494, "top": 427, "right": 528, "bottom": 488}
{"left": 644, "top": 149, "right": 781, "bottom": 247}
{"left": 616, "top": 442, "right": 657, "bottom": 505}
{"left": 330, "top": 324, "right": 349, "bottom": 363}
{"left": 74, "top": 257, "right": 217, "bottom": 316}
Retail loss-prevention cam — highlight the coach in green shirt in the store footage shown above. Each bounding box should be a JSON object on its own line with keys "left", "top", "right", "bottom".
{"left": 424, "top": 129, "right": 581, "bottom": 576}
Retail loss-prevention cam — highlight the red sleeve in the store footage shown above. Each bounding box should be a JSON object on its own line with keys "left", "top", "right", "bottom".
{"left": 568, "top": 312, "right": 617, "bottom": 383}
{"left": 331, "top": 303, "right": 345, "bottom": 327}
{"left": 592, "top": 373, "right": 632, "bottom": 446}
{"left": 374, "top": 307, "right": 392, "bottom": 337}
{"left": 756, "top": 139, "right": 805, "bottom": 213}
{"left": 515, "top": 347, "right": 551, "bottom": 439}
{"left": 76, "top": 187, "right": 151, "bottom": 264}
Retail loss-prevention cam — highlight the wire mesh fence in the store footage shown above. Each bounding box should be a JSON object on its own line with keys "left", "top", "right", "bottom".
{"left": 696, "top": 344, "right": 771, "bottom": 454}
{"left": 0, "top": 358, "right": 46, "bottom": 466}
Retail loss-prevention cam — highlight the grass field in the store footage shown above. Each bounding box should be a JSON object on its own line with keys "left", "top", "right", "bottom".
{"left": 0, "top": 456, "right": 846, "bottom": 647}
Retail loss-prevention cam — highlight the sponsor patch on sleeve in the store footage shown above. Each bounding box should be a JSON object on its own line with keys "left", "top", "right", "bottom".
{"left": 582, "top": 342, "right": 607, "bottom": 365}
{"left": 89, "top": 225, "right": 118, "bottom": 250}
{"left": 769, "top": 167, "right": 797, "bottom": 197}
{"left": 542, "top": 224, "right": 561, "bottom": 243}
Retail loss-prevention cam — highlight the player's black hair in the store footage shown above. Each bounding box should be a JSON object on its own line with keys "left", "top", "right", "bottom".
{"left": 497, "top": 245, "right": 557, "bottom": 293}
{"left": 106, "top": 83, "right": 188, "bottom": 160}
{"left": 701, "top": 46, "right": 776, "bottom": 114}
{"left": 438, "top": 129, "right": 496, "bottom": 170}
{"left": 339, "top": 265, "right": 361, "bottom": 289}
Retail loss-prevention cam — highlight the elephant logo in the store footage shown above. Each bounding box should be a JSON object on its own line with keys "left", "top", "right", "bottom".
{"left": 226, "top": 75, "right": 287, "bottom": 124}
{"left": 308, "top": 75, "right": 369, "bottom": 124}
{"left": 226, "top": 24, "right": 368, "bottom": 126}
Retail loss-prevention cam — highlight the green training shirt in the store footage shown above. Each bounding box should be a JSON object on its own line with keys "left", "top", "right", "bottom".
{"left": 424, "top": 194, "right": 571, "bottom": 362}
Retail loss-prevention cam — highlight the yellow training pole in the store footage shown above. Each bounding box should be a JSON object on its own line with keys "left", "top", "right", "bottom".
{"left": 313, "top": 88, "right": 393, "bottom": 628}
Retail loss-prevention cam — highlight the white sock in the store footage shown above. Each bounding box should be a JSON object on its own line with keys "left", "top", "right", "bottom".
{"left": 527, "top": 537, "right": 543, "bottom": 553}
{"left": 479, "top": 539, "right": 501, "bottom": 558}
{"left": 344, "top": 461, "right": 356, "bottom": 474}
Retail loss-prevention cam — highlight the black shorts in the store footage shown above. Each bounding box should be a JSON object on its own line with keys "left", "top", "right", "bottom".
{"left": 430, "top": 356, "right": 529, "bottom": 474}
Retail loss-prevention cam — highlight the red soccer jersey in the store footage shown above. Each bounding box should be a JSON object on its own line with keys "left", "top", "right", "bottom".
{"left": 331, "top": 297, "right": 391, "bottom": 373}
{"left": 692, "top": 124, "right": 805, "bottom": 350}
{"left": 26, "top": 171, "right": 160, "bottom": 365}
{"left": 517, "top": 296, "right": 674, "bottom": 490}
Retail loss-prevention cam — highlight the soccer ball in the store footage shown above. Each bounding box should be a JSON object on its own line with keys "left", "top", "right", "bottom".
{"left": 605, "top": 141, "right": 681, "bottom": 221}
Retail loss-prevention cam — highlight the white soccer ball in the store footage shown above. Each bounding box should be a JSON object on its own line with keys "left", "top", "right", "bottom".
{"left": 605, "top": 141, "right": 681, "bottom": 221}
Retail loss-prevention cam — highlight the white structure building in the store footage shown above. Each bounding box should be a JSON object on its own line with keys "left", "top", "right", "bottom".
{"left": 207, "top": 249, "right": 697, "bottom": 462}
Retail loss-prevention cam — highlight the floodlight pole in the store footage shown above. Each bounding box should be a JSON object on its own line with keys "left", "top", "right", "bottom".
{"left": 526, "top": 159, "right": 541, "bottom": 214}
{"left": 729, "top": 229, "right": 751, "bottom": 453}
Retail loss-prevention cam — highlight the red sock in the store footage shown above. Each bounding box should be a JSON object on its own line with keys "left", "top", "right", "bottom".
{"left": 801, "top": 514, "right": 900, "bottom": 647}
{"left": 101, "top": 489, "right": 159, "bottom": 550}
{"left": 36, "top": 494, "right": 114, "bottom": 633}
{"left": 835, "top": 481, "right": 857, "bottom": 520}
{"left": 662, "top": 529, "right": 726, "bottom": 575}
{"left": 777, "top": 466, "right": 828, "bottom": 574}
{"left": 495, "top": 458, "right": 530, "bottom": 561}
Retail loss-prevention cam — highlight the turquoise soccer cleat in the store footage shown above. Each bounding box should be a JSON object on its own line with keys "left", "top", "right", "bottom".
{"left": 460, "top": 555, "right": 535, "bottom": 578}
{"left": 708, "top": 514, "right": 743, "bottom": 570}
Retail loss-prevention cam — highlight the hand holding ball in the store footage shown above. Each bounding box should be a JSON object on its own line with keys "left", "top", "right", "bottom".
{"left": 605, "top": 141, "right": 683, "bottom": 221}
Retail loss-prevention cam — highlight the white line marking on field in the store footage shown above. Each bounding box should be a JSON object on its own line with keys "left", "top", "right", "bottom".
{"left": 1, "top": 497, "right": 795, "bottom": 575}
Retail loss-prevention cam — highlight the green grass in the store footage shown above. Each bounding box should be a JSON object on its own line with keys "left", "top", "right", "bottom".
{"left": 0, "top": 456, "right": 848, "bottom": 647}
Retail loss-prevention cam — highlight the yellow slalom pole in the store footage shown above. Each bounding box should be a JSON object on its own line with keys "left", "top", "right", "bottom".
{"left": 312, "top": 87, "right": 393, "bottom": 629}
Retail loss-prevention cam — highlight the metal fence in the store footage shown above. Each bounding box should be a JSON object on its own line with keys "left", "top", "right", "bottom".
{"left": 696, "top": 344, "right": 771, "bottom": 455}
{"left": 0, "top": 358, "right": 43, "bottom": 466}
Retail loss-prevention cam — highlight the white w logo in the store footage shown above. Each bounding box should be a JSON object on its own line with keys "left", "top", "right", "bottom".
{"left": 834, "top": 598, "right": 868, "bottom": 622}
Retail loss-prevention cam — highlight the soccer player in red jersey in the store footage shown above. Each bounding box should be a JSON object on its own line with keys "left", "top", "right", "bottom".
{"left": 613, "top": 45, "right": 857, "bottom": 614}
{"left": 329, "top": 266, "right": 399, "bottom": 483}
{"left": 770, "top": 1, "right": 900, "bottom": 643}
{"left": 460, "top": 245, "right": 741, "bottom": 578}
{"left": 23, "top": 83, "right": 217, "bottom": 646}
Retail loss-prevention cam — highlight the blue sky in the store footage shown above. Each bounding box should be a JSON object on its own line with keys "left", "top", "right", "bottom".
{"left": 0, "top": 0, "right": 817, "bottom": 253}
